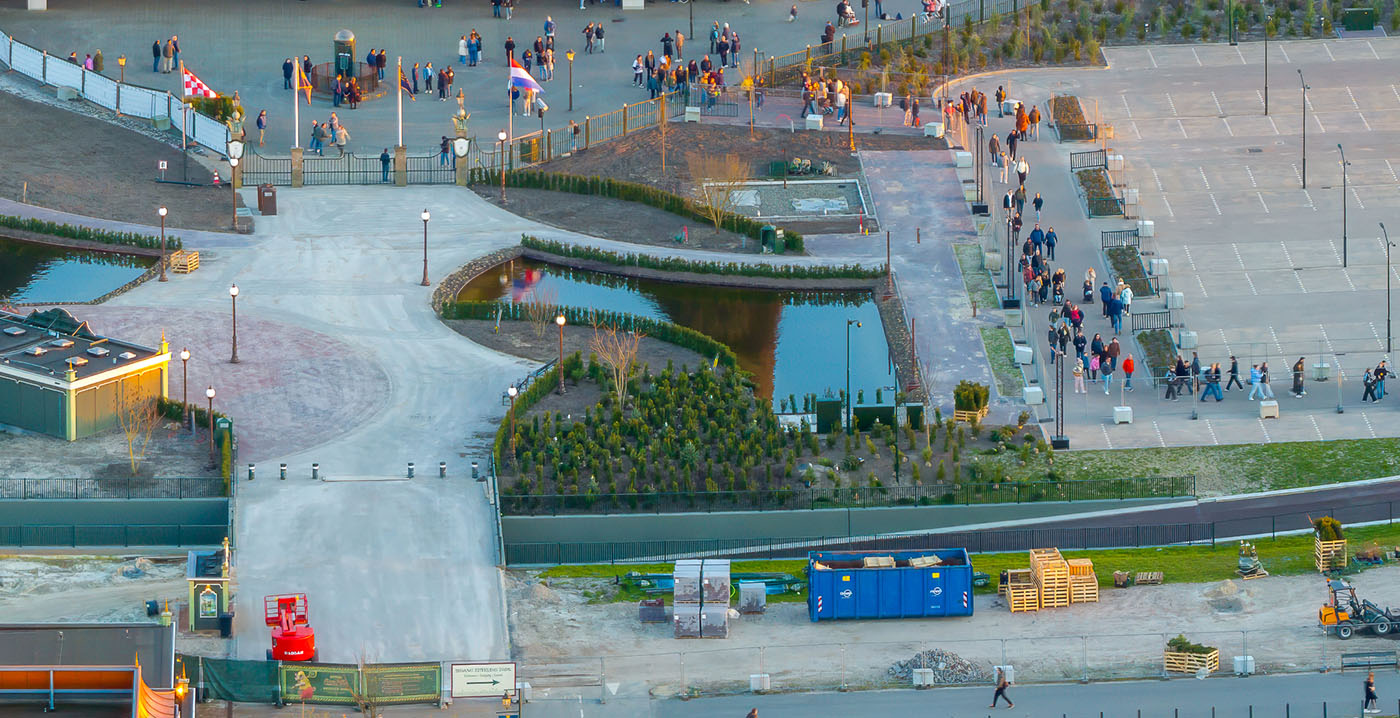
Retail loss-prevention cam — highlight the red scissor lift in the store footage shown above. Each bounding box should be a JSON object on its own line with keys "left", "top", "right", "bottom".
{"left": 264, "top": 593, "right": 317, "bottom": 661}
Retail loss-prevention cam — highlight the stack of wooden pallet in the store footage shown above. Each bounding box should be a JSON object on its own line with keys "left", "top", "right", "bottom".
{"left": 1003, "top": 568, "right": 1039, "bottom": 613}
{"left": 1067, "top": 558, "right": 1099, "bottom": 604}
{"left": 1031, "top": 548, "right": 1071, "bottom": 608}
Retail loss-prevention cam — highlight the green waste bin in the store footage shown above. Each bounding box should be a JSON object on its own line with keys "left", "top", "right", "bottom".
{"left": 773, "top": 230, "right": 786, "bottom": 255}
{"left": 760, "top": 224, "right": 777, "bottom": 249}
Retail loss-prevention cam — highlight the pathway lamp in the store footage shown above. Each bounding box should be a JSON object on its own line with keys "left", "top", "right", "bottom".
{"left": 555, "top": 314, "right": 567, "bottom": 394}
{"left": 497, "top": 130, "right": 509, "bottom": 204}
{"left": 180, "top": 348, "right": 190, "bottom": 431}
{"left": 420, "top": 209, "right": 432, "bottom": 287}
{"left": 157, "top": 206, "right": 168, "bottom": 282}
{"left": 228, "top": 284, "right": 240, "bottom": 364}
{"left": 205, "top": 386, "right": 217, "bottom": 464}
{"left": 566, "top": 50, "right": 575, "bottom": 111}
{"left": 845, "top": 319, "right": 861, "bottom": 434}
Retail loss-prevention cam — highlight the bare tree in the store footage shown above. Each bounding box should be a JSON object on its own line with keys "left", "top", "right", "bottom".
{"left": 590, "top": 322, "right": 644, "bottom": 408}
{"left": 520, "top": 287, "right": 558, "bottom": 339}
{"left": 686, "top": 152, "right": 751, "bottom": 234}
{"left": 116, "top": 380, "right": 159, "bottom": 477}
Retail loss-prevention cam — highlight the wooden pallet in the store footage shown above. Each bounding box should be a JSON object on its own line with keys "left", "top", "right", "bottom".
{"left": 1315, "top": 538, "right": 1348, "bottom": 573}
{"left": 1237, "top": 569, "right": 1269, "bottom": 580}
{"left": 169, "top": 250, "right": 200, "bottom": 273}
{"left": 1164, "top": 649, "right": 1219, "bottom": 674}
{"left": 999, "top": 568, "right": 1033, "bottom": 597}
{"left": 862, "top": 556, "right": 895, "bottom": 568}
{"left": 1007, "top": 583, "right": 1039, "bottom": 613}
{"left": 1135, "top": 571, "right": 1163, "bottom": 585}
{"left": 952, "top": 406, "right": 989, "bottom": 423}
{"left": 1067, "top": 558, "right": 1094, "bottom": 576}
{"left": 1070, "top": 574, "right": 1099, "bottom": 603}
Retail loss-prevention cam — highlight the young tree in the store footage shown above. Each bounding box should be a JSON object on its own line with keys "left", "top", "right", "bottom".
{"left": 686, "top": 152, "right": 751, "bottom": 233}
{"left": 116, "top": 381, "right": 159, "bottom": 477}
{"left": 520, "top": 287, "right": 558, "bottom": 339}
{"left": 590, "top": 322, "right": 644, "bottom": 408}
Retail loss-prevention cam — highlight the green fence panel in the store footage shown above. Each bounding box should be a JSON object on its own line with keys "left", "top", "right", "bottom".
{"left": 181, "top": 655, "right": 279, "bottom": 704}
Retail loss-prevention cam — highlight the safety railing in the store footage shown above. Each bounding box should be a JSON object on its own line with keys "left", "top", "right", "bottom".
{"left": 0, "top": 477, "right": 225, "bottom": 499}
{"left": 1130, "top": 308, "right": 1174, "bottom": 332}
{"left": 0, "top": 524, "right": 226, "bottom": 547}
{"left": 1100, "top": 228, "right": 1141, "bottom": 250}
{"left": 1069, "top": 149, "right": 1108, "bottom": 172}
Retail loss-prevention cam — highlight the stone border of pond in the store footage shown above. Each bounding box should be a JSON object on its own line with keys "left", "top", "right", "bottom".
{"left": 0, "top": 228, "right": 163, "bottom": 258}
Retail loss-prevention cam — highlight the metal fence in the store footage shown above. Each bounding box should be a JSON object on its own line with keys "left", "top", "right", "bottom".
{"left": 0, "top": 477, "right": 225, "bottom": 499}
{"left": 1130, "top": 309, "right": 1175, "bottom": 332}
{"left": 502, "top": 477, "right": 1196, "bottom": 516}
{"left": 0, "top": 26, "right": 228, "bottom": 154}
{"left": 301, "top": 151, "right": 383, "bottom": 185}
{"left": 405, "top": 153, "right": 454, "bottom": 184}
{"left": 1069, "top": 149, "right": 1108, "bottom": 172}
{"left": 239, "top": 150, "right": 293, "bottom": 186}
{"left": 0, "top": 524, "right": 226, "bottom": 547}
{"left": 1101, "top": 228, "right": 1141, "bottom": 250}
{"left": 1087, "top": 195, "right": 1125, "bottom": 217}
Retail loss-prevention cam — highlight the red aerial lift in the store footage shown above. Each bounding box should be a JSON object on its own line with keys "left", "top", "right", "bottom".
{"left": 264, "top": 594, "right": 317, "bottom": 661}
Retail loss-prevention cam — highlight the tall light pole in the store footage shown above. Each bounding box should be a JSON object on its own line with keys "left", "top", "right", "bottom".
{"left": 507, "top": 385, "right": 519, "bottom": 462}
{"left": 1228, "top": 0, "right": 1237, "bottom": 44}
{"left": 1299, "top": 69, "right": 1309, "bottom": 189}
{"left": 180, "top": 347, "right": 190, "bottom": 431}
{"left": 420, "top": 208, "right": 431, "bottom": 287}
{"left": 845, "top": 319, "right": 861, "bottom": 434}
{"left": 1384, "top": 222, "right": 1394, "bottom": 353}
{"left": 157, "top": 206, "right": 168, "bottom": 282}
{"left": 228, "top": 284, "right": 240, "bottom": 364}
{"left": 1264, "top": 16, "right": 1271, "bottom": 115}
{"left": 566, "top": 50, "right": 575, "bottom": 111}
{"left": 227, "top": 138, "right": 244, "bottom": 231}
{"left": 205, "top": 386, "right": 217, "bottom": 465}
{"left": 555, "top": 314, "right": 566, "bottom": 394}
{"left": 118, "top": 54, "right": 126, "bottom": 83}
{"left": 497, "top": 129, "right": 508, "bottom": 204}
{"left": 1338, "top": 144, "right": 1349, "bottom": 268}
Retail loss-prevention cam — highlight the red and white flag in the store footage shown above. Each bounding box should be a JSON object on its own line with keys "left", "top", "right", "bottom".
{"left": 181, "top": 67, "right": 218, "bottom": 98}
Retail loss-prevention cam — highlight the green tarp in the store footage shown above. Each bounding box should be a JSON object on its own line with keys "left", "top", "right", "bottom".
{"left": 179, "top": 655, "right": 278, "bottom": 704}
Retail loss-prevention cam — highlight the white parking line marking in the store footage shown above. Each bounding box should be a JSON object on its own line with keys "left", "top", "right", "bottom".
{"left": 1257, "top": 89, "right": 1266, "bottom": 109}
{"left": 1359, "top": 112, "right": 1372, "bottom": 132}
{"left": 1269, "top": 326, "right": 1284, "bottom": 356}
{"left": 1209, "top": 193, "right": 1222, "bottom": 215}
{"left": 1280, "top": 240, "right": 1295, "bottom": 267}
{"left": 1237, "top": 46, "right": 1247, "bottom": 65}
{"left": 1293, "top": 163, "right": 1303, "bottom": 185}
{"left": 1232, "top": 243, "right": 1247, "bottom": 269}
{"left": 1324, "top": 43, "right": 1336, "bottom": 61}
{"left": 1197, "top": 274, "right": 1210, "bottom": 298}
{"left": 1257, "top": 418, "right": 1272, "bottom": 443}
{"left": 1205, "top": 419, "right": 1220, "bottom": 445}
{"left": 1314, "top": 113, "right": 1326, "bottom": 133}
{"left": 1268, "top": 116, "right": 1280, "bottom": 135}
{"left": 1198, "top": 167, "right": 1211, "bottom": 190}
{"left": 1310, "top": 415, "right": 1325, "bottom": 441}
{"left": 1192, "top": 47, "right": 1203, "bottom": 66}
{"left": 1257, "top": 192, "right": 1269, "bottom": 213}
{"left": 1222, "top": 117, "right": 1234, "bottom": 136}
{"left": 1347, "top": 86, "right": 1361, "bottom": 110}
{"left": 1211, "top": 90, "right": 1224, "bottom": 115}
{"left": 1218, "top": 329, "right": 1232, "bottom": 356}
{"left": 1244, "top": 273, "right": 1258, "bottom": 295}
{"left": 1352, "top": 187, "right": 1366, "bottom": 210}
{"left": 1370, "top": 322, "right": 1384, "bottom": 349}
{"left": 1121, "top": 94, "right": 1132, "bottom": 118}
{"left": 1394, "top": 85, "right": 1400, "bottom": 106}
{"left": 1131, "top": 121, "right": 1142, "bottom": 139}
{"left": 1279, "top": 45, "right": 1291, "bottom": 63}
{"left": 1306, "top": 94, "right": 1315, "bottom": 112}
{"left": 1162, "top": 195, "right": 1175, "bottom": 217}
{"left": 1177, "top": 119, "right": 1188, "bottom": 138}
{"left": 1152, "top": 168, "right": 1164, "bottom": 192}
{"left": 1152, "top": 420, "right": 1166, "bottom": 447}
{"left": 1183, "top": 245, "right": 1198, "bottom": 271}
{"left": 1386, "top": 160, "right": 1398, "bottom": 183}
{"left": 1166, "top": 92, "right": 1178, "bottom": 115}
{"left": 1147, "top": 48, "right": 1158, "bottom": 69}
{"left": 1245, "top": 166, "right": 1257, "bottom": 188}
{"left": 1101, "top": 424, "right": 1114, "bottom": 449}
{"left": 1369, "top": 41, "right": 1381, "bottom": 60}
{"left": 1303, "top": 188, "right": 1316, "bottom": 210}
{"left": 1362, "top": 411, "right": 1377, "bottom": 438}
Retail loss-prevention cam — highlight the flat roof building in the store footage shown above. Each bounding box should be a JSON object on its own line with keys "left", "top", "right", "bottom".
{"left": 0, "top": 308, "right": 169, "bottom": 440}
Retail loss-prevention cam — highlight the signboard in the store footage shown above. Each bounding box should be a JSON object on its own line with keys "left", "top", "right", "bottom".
{"left": 450, "top": 662, "right": 516, "bottom": 699}
{"left": 279, "top": 663, "right": 359, "bottom": 705}
{"left": 362, "top": 663, "right": 441, "bottom": 705}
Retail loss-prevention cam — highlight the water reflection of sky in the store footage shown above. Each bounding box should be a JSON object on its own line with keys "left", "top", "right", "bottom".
{"left": 0, "top": 237, "right": 153, "bottom": 304}
{"left": 459, "top": 259, "right": 896, "bottom": 402}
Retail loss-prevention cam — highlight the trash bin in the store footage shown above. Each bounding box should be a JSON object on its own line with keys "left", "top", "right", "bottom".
{"left": 773, "top": 229, "right": 786, "bottom": 255}
{"left": 257, "top": 184, "right": 277, "bottom": 215}
{"left": 760, "top": 224, "right": 776, "bottom": 249}
{"left": 218, "top": 611, "right": 234, "bottom": 638}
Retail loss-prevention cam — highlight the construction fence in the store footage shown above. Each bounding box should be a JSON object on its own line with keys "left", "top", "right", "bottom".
{"left": 179, "top": 656, "right": 441, "bottom": 706}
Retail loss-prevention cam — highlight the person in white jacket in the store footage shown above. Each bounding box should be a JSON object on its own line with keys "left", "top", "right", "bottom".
{"left": 459, "top": 36, "right": 469, "bottom": 64}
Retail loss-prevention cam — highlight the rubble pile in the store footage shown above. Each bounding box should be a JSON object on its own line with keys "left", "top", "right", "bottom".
{"left": 887, "top": 648, "right": 991, "bottom": 683}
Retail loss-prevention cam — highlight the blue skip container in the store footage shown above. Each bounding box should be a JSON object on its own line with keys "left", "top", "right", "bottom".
{"left": 807, "top": 549, "right": 974, "bottom": 622}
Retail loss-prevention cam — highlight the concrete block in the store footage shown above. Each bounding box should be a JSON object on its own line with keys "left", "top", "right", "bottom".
{"left": 954, "top": 151, "right": 973, "bottom": 168}
{"left": 153, "top": 116, "right": 171, "bottom": 131}
{"left": 1165, "top": 291, "right": 1185, "bottom": 310}
{"left": 1123, "top": 187, "right": 1139, "bottom": 204}
{"left": 1176, "top": 330, "right": 1197, "bottom": 350}
{"left": 1148, "top": 257, "right": 1169, "bottom": 276}
{"left": 621, "top": 0, "right": 644, "bottom": 8}
{"left": 1022, "top": 386, "right": 1044, "bottom": 405}
{"left": 1107, "top": 154, "right": 1125, "bottom": 171}
{"left": 924, "top": 122, "right": 944, "bottom": 138}
{"left": 984, "top": 251, "right": 1002, "bottom": 273}
{"left": 1313, "top": 363, "right": 1331, "bottom": 381}
{"left": 684, "top": 106, "right": 701, "bottom": 122}
{"left": 1259, "top": 400, "right": 1280, "bottom": 419}
{"left": 873, "top": 92, "right": 892, "bottom": 107}
{"left": 1113, "top": 406, "right": 1133, "bottom": 424}
{"left": 805, "top": 114, "right": 823, "bottom": 131}
{"left": 56, "top": 86, "right": 80, "bottom": 101}
{"left": 750, "top": 674, "right": 771, "bottom": 692}
{"left": 27, "top": 0, "right": 47, "bottom": 9}
{"left": 1013, "top": 345, "right": 1033, "bottom": 365}
{"left": 1138, "top": 219, "right": 1155, "bottom": 237}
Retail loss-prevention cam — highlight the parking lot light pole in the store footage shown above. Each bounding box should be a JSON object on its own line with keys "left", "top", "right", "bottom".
{"left": 1338, "top": 145, "right": 1349, "bottom": 268}
{"left": 1264, "top": 16, "right": 1271, "bottom": 115}
{"left": 1384, "top": 222, "right": 1394, "bottom": 353}
{"left": 1299, "top": 69, "right": 1309, "bottom": 189}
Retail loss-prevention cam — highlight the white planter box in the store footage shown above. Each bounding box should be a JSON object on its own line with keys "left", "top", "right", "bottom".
{"left": 805, "top": 114, "right": 823, "bottom": 130}
{"left": 1234, "top": 656, "right": 1255, "bottom": 676}
{"left": 1113, "top": 406, "right": 1133, "bottom": 424}
{"left": 684, "top": 106, "right": 701, "bottom": 122}
{"left": 1259, "top": 400, "right": 1280, "bottom": 419}
{"left": 954, "top": 151, "right": 973, "bottom": 168}
{"left": 621, "top": 0, "right": 644, "bottom": 9}
{"left": 1013, "top": 345, "right": 1033, "bottom": 365}
{"left": 1176, "top": 330, "right": 1197, "bottom": 349}
{"left": 27, "top": 0, "right": 47, "bottom": 8}
{"left": 1138, "top": 219, "right": 1155, "bottom": 237}
{"left": 1023, "top": 386, "right": 1044, "bottom": 404}
{"left": 874, "top": 92, "right": 892, "bottom": 107}
{"left": 1148, "top": 258, "right": 1169, "bottom": 276}
{"left": 1165, "top": 291, "right": 1185, "bottom": 309}
{"left": 924, "top": 122, "right": 945, "bottom": 138}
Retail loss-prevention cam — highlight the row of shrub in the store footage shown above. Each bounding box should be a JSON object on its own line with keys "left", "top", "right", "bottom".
{"left": 469, "top": 170, "right": 806, "bottom": 252}
{"left": 0, "top": 215, "right": 182, "bottom": 251}
{"left": 156, "top": 397, "right": 233, "bottom": 490}
{"left": 491, "top": 356, "right": 572, "bottom": 469}
{"left": 442, "top": 300, "right": 740, "bottom": 370}
{"left": 520, "top": 236, "right": 883, "bottom": 281}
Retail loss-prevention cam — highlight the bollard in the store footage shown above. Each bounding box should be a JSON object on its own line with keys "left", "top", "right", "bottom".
{"left": 408, "top": 462, "right": 415, "bottom": 479}
{"left": 472, "top": 461, "right": 480, "bottom": 479}
{"left": 312, "top": 463, "right": 320, "bottom": 480}
{"left": 247, "top": 463, "right": 255, "bottom": 481}
{"left": 439, "top": 461, "right": 447, "bottom": 478}
{"left": 917, "top": 227, "right": 921, "bottom": 244}
{"left": 280, "top": 463, "right": 287, "bottom": 480}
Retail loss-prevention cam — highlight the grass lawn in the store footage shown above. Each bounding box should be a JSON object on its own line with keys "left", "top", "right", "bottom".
{"left": 980, "top": 327, "right": 1023, "bottom": 399}
{"left": 535, "top": 522, "right": 1400, "bottom": 601}
{"left": 954, "top": 243, "right": 999, "bottom": 312}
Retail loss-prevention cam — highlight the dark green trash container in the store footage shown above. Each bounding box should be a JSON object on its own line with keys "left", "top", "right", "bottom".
{"left": 760, "top": 224, "right": 777, "bottom": 249}
{"left": 773, "top": 230, "right": 786, "bottom": 255}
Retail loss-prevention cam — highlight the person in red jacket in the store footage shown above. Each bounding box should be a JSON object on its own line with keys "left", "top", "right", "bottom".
{"left": 1122, "top": 354, "right": 1136, "bottom": 392}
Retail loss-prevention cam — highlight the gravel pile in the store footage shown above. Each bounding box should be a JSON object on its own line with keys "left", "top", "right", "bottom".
{"left": 887, "top": 648, "right": 991, "bottom": 684}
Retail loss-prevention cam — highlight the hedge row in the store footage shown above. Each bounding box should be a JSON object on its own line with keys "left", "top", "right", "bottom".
{"left": 520, "top": 235, "right": 883, "bottom": 280}
{"left": 490, "top": 355, "right": 576, "bottom": 468}
{"left": 442, "top": 300, "right": 740, "bottom": 370}
{"left": 0, "top": 215, "right": 182, "bottom": 251}
{"left": 468, "top": 169, "right": 805, "bottom": 252}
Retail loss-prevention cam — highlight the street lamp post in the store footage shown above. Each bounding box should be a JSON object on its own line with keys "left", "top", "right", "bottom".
{"left": 205, "top": 386, "right": 217, "bottom": 464}
{"left": 507, "top": 385, "right": 519, "bottom": 461}
{"left": 1384, "top": 222, "right": 1394, "bottom": 353}
{"left": 497, "top": 129, "right": 508, "bottom": 204}
{"left": 1338, "top": 144, "right": 1349, "bottom": 268}
{"left": 1228, "top": 0, "right": 1236, "bottom": 45}
{"left": 179, "top": 348, "right": 190, "bottom": 431}
{"left": 566, "top": 50, "right": 575, "bottom": 111}
{"left": 118, "top": 54, "right": 126, "bottom": 83}
{"left": 555, "top": 314, "right": 567, "bottom": 394}
{"left": 1298, "top": 69, "right": 1309, "bottom": 189}
{"left": 228, "top": 284, "right": 240, "bottom": 364}
{"left": 845, "top": 319, "right": 861, "bottom": 435}
{"left": 157, "top": 206, "right": 168, "bottom": 282}
{"left": 420, "top": 209, "right": 431, "bottom": 287}
{"left": 1264, "top": 16, "right": 1271, "bottom": 115}
{"left": 226, "top": 139, "right": 244, "bottom": 230}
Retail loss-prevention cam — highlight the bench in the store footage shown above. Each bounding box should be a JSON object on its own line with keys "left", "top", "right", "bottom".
{"left": 1341, "top": 651, "right": 1398, "bottom": 672}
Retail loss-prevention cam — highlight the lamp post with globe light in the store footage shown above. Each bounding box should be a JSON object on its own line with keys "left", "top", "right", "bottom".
{"left": 566, "top": 50, "right": 575, "bottom": 111}
{"left": 228, "top": 285, "right": 240, "bottom": 364}
{"left": 180, "top": 348, "right": 190, "bottom": 431}
{"left": 205, "top": 386, "right": 217, "bottom": 464}
{"left": 507, "top": 385, "right": 519, "bottom": 461}
{"left": 420, "top": 209, "right": 431, "bottom": 287}
{"left": 157, "top": 206, "right": 169, "bottom": 282}
{"left": 497, "top": 130, "right": 509, "bottom": 203}
{"left": 555, "top": 314, "right": 566, "bottom": 394}
{"left": 226, "top": 139, "right": 244, "bottom": 229}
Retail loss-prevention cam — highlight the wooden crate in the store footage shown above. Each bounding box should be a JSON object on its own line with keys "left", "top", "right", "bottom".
{"left": 1029, "top": 547, "right": 1064, "bottom": 565}
{"left": 1067, "top": 558, "right": 1094, "bottom": 576}
{"left": 1069, "top": 574, "right": 1099, "bottom": 603}
{"left": 1038, "top": 581, "right": 1071, "bottom": 608}
{"left": 169, "top": 250, "right": 200, "bottom": 273}
{"left": 1164, "top": 649, "right": 1219, "bottom": 674}
{"left": 1007, "top": 583, "right": 1039, "bottom": 613}
{"left": 999, "top": 568, "right": 1033, "bottom": 596}
{"left": 862, "top": 556, "right": 895, "bottom": 568}
{"left": 952, "top": 406, "right": 988, "bottom": 423}
{"left": 1315, "top": 537, "right": 1348, "bottom": 573}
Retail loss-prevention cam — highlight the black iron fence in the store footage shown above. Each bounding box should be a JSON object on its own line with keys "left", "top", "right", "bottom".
{"left": 0, "top": 477, "right": 225, "bottom": 499}
{"left": 1056, "top": 123, "right": 1099, "bottom": 142}
{"left": 239, "top": 151, "right": 292, "bottom": 186}
{"left": 1131, "top": 309, "right": 1174, "bottom": 332}
{"left": 302, "top": 152, "right": 384, "bottom": 185}
{"left": 1101, "top": 228, "right": 1141, "bottom": 250}
{"left": 405, "top": 153, "right": 454, "bottom": 184}
{"left": 1087, "top": 196, "right": 1125, "bottom": 217}
{"left": 1069, "top": 149, "right": 1107, "bottom": 172}
{"left": 0, "top": 524, "right": 226, "bottom": 547}
{"left": 501, "top": 476, "right": 1196, "bottom": 516}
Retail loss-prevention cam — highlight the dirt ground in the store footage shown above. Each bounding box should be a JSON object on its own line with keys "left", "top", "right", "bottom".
{"left": 0, "top": 555, "right": 185, "bottom": 622}
{"left": 507, "top": 565, "right": 1400, "bottom": 698}
{"left": 0, "top": 423, "right": 221, "bottom": 479}
{"left": 0, "top": 90, "right": 234, "bottom": 231}
{"left": 470, "top": 187, "right": 759, "bottom": 254}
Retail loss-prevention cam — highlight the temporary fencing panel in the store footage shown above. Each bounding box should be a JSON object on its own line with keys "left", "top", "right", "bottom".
{"left": 119, "top": 84, "right": 161, "bottom": 118}
{"left": 0, "top": 31, "right": 11, "bottom": 67}
{"left": 44, "top": 57, "right": 82, "bottom": 90}
{"left": 178, "top": 656, "right": 278, "bottom": 704}
{"left": 84, "top": 70, "right": 119, "bottom": 111}
{"left": 192, "top": 111, "right": 229, "bottom": 153}
{"left": 10, "top": 43, "right": 44, "bottom": 81}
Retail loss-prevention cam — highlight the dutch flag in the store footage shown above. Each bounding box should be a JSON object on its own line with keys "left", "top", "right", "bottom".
{"left": 508, "top": 56, "right": 544, "bottom": 94}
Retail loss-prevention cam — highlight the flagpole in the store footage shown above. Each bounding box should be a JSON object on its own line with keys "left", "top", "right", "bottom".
{"left": 178, "top": 60, "right": 187, "bottom": 152}
{"left": 397, "top": 56, "right": 403, "bottom": 148}
{"left": 507, "top": 84, "right": 512, "bottom": 169}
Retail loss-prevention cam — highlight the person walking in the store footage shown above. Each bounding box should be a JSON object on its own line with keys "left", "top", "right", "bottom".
{"left": 661, "top": 32, "right": 674, "bottom": 60}
{"left": 1044, "top": 226, "right": 1057, "bottom": 261}
{"left": 283, "top": 58, "right": 294, "bottom": 89}
{"left": 380, "top": 148, "right": 391, "bottom": 182}
{"left": 594, "top": 24, "right": 605, "bottom": 53}
{"left": 256, "top": 110, "right": 267, "bottom": 146}
{"left": 1099, "top": 281, "right": 1113, "bottom": 317}
{"left": 1375, "top": 360, "right": 1389, "bottom": 399}
{"left": 990, "top": 667, "right": 1013, "bottom": 709}
{"left": 1122, "top": 353, "right": 1135, "bottom": 392}
{"left": 1363, "top": 368, "right": 1379, "bottom": 403}
{"left": 1201, "top": 362, "right": 1224, "bottom": 401}
{"left": 1032, "top": 192, "right": 1043, "bottom": 221}
{"left": 1226, "top": 355, "right": 1244, "bottom": 391}
{"left": 334, "top": 123, "right": 349, "bottom": 157}
{"left": 1016, "top": 156, "right": 1029, "bottom": 186}
{"left": 1073, "top": 358, "right": 1086, "bottom": 393}
{"left": 1365, "top": 671, "right": 1379, "bottom": 713}
{"left": 1291, "top": 356, "right": 1307, "bottom": 398}
{"left": 152, "top": 40, "right": 162, "bottom": 73}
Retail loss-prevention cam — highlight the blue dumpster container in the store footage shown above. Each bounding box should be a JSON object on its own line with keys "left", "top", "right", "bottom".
{"left": 807, "top": 549, "right": 974, "bottom": 622}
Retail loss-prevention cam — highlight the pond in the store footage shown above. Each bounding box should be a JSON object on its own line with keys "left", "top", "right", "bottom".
{"left": 458, "top": 258, "right": 897, "bottom": 402}
{"left": 0, "top": 237, "right": 154, "bottom": 304}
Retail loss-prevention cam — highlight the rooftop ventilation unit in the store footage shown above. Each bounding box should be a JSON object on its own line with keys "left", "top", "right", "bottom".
{"left": 24, "top": 346, "right": 47, "bottom": 357}
{"left": 65, "top": 356, "right": 88, "bottom": 367}
{"left": 48, "top": 339, "right": 75, "bottom": 349}
{"left": 87, "top": 347, "right": 110, "bottom": 357}
{"left": 2, "top": 327, "right": 25, "bottom": 336}
{"left": 118, "top": 351, "right": 138, "bottom": 360}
